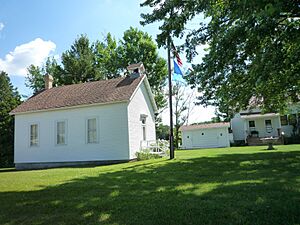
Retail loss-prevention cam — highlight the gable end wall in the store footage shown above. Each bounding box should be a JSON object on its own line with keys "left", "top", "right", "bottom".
{"left": 127, "top": 81, "right": 156, "bottom": 159}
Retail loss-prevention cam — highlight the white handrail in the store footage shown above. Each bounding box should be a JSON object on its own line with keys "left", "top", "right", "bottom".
{"left": 140, "top": 139, "right": 169, "bottom": 155}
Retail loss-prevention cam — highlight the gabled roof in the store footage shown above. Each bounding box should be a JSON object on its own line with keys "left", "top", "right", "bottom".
{"left": 180, "top": 122, "right": 230, "bottom": 131}
{"left": 11, "top": 75, "right": 157, "bottom": 114}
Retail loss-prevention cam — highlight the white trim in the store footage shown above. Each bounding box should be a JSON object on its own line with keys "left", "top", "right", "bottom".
{"left": 129, "top": 76, "right": 146, "bottom": 102}
{"left": 143, "top": 77, "right": 158, "bottom": 113}
{"left": 181, "top": 126, "right": 230, "bottom": 132}
{"left": 141, "top": 114, "right": 147, "bottom": 141}
{"left": 54, "top": 119, "right": 68, "bottom": 146}
{"left": 241, "top": 113, "right": 279, "bottom": 119}
{"left": 129, "top": 76, "right": 158, "bottom": 113}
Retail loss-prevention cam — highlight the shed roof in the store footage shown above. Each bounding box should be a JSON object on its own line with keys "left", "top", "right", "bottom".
{"left": 180, "top": 122, "right": 230, "bottom": 131}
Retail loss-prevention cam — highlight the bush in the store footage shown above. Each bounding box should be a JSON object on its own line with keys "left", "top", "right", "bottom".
{"left": 284, "top": 135, "right": 300, "bottom": 145}
{"left": 230, "top": 140, "right": 247, "bottom": 147}
{"left": 136, "top": 149, "right": 163, "bottom": 161}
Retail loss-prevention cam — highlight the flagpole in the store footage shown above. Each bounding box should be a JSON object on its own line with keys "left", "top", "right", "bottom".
{"left": 167, "top": 39, "right": 175, "bottom": 160}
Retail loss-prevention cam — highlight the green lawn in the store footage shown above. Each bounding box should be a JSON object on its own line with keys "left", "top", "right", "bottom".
{"left": 1, "top": 145, "right": 300, "bottom": 225}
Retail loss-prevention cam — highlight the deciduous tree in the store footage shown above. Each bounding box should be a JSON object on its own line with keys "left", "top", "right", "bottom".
{"left": 141, "top": 0, "right": 300, "bottom": 113}
{"left": 172, "top": 80, "right": 195, "bottom": 148}
{"left": 26, "top": 29, "right": 168, "bottom": 111}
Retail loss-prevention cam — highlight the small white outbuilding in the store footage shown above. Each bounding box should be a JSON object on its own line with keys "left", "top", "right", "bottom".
{"left": 180, "top": 122, "right": 231, "bottom": 149}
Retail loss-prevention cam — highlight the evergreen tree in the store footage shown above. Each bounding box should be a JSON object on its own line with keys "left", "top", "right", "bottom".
{"left": 0, "top": 71, "right": 21, "bottom": 167}
{"left": 60, "top": 35, "right": 104, "bottom": 84}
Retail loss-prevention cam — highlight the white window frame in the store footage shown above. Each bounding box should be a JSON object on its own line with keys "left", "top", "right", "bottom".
{"left": 55, "top": 120, "right": 68, "bottom": 146}
{"left": 141, "top": 115, "right": 147, "bottom": 141}
{"left": 86, "top": 117, "right": 99, "bottom": 144}
{"left": 29, "top": 123, "right": 39, "bottom": 147}
{"left": 265, "top": 119, "right": 273, "bottom": 133}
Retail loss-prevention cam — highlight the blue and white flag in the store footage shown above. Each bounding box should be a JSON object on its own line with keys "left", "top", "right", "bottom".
{"left": 173, "top": 59, "right": 183, "bottom": 75}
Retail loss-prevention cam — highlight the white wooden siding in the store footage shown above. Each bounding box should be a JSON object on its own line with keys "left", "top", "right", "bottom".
{"left": 14, "top": 102, "right": 130, "bottom": 163}
{"left": 182, "top": 127, "right": 230, "bottom": 149}
{"left": 127, "top": 81, "right": 156, "bottom": 159}
{"left": 231, "top": 114, "right": 245, "bottom": 141}
{"left": 231, "top": 113, "right": 282, "bottom": 141}
{"left": 244, "top": 117, "right": 281, "bottom": 137}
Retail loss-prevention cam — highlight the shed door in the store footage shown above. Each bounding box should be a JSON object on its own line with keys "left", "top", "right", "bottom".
{"left": 192, "top": 129, "right": 221, "bottom": 148}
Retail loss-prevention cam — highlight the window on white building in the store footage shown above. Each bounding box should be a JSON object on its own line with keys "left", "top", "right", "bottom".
{"left": 140, "top": 114, "right": 147, "bottom": 141}
{"left": 265, "top": 119, "right": 273, "bottom": 133}
{"left": 56, "top": 121, "right": 67, "bottom": 145}
{"left": 249, "top": 121, "right": 255, "bottom": 128}
{"left": 141, "top": 115, "right": 147, "bottom": 141}
{"left": 30, "top": 124, "right": 39, "bottom": 146}
{"left": 87, "top": 118, "right": 98, "bottom": 143}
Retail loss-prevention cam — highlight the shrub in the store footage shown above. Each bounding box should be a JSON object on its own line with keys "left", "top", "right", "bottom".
{"left": 284, "top": 135, "right": 300, "bottom": 144}
{"left": 230, "top": 140, "right": 247, "bottom": 147}
{"left": 136, "top": 149, "right": 163, "bottom": 161}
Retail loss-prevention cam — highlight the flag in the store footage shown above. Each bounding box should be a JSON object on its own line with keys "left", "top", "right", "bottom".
{"left": 171, "top": 42, "right": 183, "bottom": 67}
{"left": 173, "top": 60, "right": 183, "bottom": 75}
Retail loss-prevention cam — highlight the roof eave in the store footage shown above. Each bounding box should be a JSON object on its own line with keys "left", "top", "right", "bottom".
{"left": 143, "top": 76, "right": 158, "bottom": 113}
{"left": 241, "top": 113, "right": 280, "bottom": 119}
{"left": 10, "top": 100, "right": 129, "bottom": 116}
{"left": 129, "top": 75, "right": 158, "bottom": 113}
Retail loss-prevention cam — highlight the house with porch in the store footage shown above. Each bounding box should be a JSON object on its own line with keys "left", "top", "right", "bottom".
{"left": 231, "top": 107, "right": 299, "bottom": 145}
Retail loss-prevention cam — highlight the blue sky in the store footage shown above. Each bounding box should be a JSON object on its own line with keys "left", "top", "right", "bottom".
{"left": 0, "top": 0, "right": 160, "bottom": 94}
{"left": 0, "top": 0, "right": 158, "bottom": 54}
{"left": 0, "top": 0, "right": 215, "bottom": 123}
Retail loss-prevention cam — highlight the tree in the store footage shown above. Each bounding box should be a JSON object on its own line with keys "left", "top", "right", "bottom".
{"left": 25, "top": 65, "right": 44, "bottom": 94}
{"left": 60, "top": 35, "right": 104, "bottom": 84}
{"left": 156, "top": 123, "right": 169, "bottom": 140}
{"left": 94, "top": 33, "right": 121, "bottom": 79}
{"left": 26, "top": 29, "right": 168, "bottom": 111}
{"left": 26, "top": 35, "right": 102, "bottom": 94}
{"left": 117, "top": 28, "right": 167, "bottom": 98}
{"left": 141, "top": 0, "right": 300, "bottom": 114}
{"left": 0, "top": 71, "right": 21, "bottom": 167}
{"left": 25, "top": 57, "right": 62, "bottom": 94}
{"left": 172, "top": 80, "right": 195, "bottom": 148}
{"left": 96, "top": 28, "right": 168, "bottom": 110}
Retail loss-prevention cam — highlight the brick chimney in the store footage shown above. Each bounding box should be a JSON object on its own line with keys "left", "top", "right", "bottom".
{"left": 44, "top": 74, "right": 53, "bottom": 89}
{"left": 127, "top": 62, "right": 145, "bottom": 78}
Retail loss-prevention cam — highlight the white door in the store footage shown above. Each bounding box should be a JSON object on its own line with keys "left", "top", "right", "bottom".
{"left": 191, "top": 129, "right": 220, "bottom": 148}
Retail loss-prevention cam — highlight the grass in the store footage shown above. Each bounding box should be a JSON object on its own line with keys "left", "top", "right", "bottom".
{"left": 0, "top": 145, "right": 300, "bottom": 225}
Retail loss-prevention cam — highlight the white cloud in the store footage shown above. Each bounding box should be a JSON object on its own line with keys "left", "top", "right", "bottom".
{"left": 0, "top": 38, "right": 56, "bottom": 76}
{"left": 0, "top": 22, "right": 4, "bottom": 31}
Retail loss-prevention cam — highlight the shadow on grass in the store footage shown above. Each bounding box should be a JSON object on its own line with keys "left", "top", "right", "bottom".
{"left": 0, "top": 151, "right": 300, "bottom": 225}
{"left": 0, "top": 168, "right": 16, "bottom": 173}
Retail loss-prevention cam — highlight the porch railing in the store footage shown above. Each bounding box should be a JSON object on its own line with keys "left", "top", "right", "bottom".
{"left": 140, "top": 140, "right": 169, "bottom": 155}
